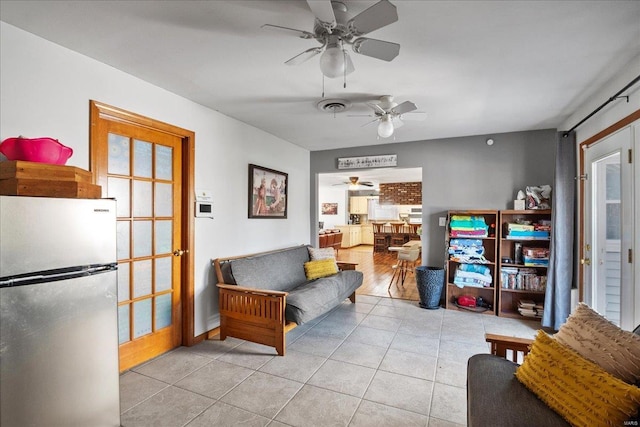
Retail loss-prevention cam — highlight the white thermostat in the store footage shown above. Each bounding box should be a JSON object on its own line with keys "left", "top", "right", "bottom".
{"left": 195, "top": 201, "right": 214, "bottom": 218}
{"left": 195, "top": 189, "right": 214, "bottom": 218}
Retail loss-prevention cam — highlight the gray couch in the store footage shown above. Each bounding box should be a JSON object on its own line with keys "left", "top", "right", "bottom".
{"left": 214, "top": 245, "right": 363, "bottom": 355}
{"left": 467, "top": 325, "right": 640, "bottom": 426}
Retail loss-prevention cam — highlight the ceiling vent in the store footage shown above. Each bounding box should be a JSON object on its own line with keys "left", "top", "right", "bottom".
{"left": 317, "top": 98, "right": 352, "bottom": 115}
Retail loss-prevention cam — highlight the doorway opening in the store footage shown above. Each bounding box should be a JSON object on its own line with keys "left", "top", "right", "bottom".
{"left": 317, "top": 167, "right": 422, "bottom": 300}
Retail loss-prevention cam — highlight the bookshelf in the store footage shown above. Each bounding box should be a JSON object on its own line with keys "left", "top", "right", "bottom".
{"left": 444, "top": 210, "right": 498, "bottom": 315}
{"left": 498, "top": 209, "right": 551, "bottom": 320}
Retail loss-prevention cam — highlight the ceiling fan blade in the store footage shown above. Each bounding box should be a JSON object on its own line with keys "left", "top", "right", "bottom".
{"left": 361, "top": 181, "right": 375, "bottom": 187}
{"left": 348, "top": 0, "right": 398, "bottom": 36}
{"left": 361, "top": 118, "right": 380, "bottom": 127}
{"left": 352, "top": 38, "right": 400, "bottom": 62}
{"left": 285, "top": 47, "right": 323, "bottom": 65}
{"left": 392, "top": 116, "right": 404, "bottom": 128}
{"left": 261, "top": 24, "right": 315, "bottom": 39}
{"left": 391, "top": 101, "right": 417, "bottom": 115}
{"left": 307, "top": 0, "right": 336, "bottom": 28}
{"left": 366, "top": 102, "right": 387, "bottom": 115}
{"left": 345, "top": 51, "right": 355, "bottom": 74}
{"left": 400, "top": 111, "right": 427, "bottom": 121}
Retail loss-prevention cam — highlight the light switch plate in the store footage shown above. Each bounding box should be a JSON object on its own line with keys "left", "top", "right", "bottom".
{"left": 439, "top": 217, "right": 446, "bottom": 227}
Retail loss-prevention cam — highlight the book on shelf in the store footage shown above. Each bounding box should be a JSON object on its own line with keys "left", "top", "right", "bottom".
{"left": 518, "top": 299, "right": 543, "bottom": 318}
{"left": 519, "top": 299, "right": 536, "bottom": 308}
{"left": 500, "top": 268, "right": 547, "bottom": 291}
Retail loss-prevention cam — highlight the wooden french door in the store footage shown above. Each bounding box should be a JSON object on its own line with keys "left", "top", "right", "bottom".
{"left": 90, "top": 101, "right": 195, "bottom": 371}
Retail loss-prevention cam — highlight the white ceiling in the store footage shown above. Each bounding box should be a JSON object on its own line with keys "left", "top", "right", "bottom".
{"left": 1, "top": 1, "right": 639, "bottom": 152}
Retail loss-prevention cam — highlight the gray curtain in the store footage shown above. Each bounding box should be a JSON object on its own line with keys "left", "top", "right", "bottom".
{"left": 542, "top": 131, "right": 576, "bottom": 330}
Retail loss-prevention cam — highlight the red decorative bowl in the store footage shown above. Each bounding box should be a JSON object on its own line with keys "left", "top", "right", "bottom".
{"left": 0, "top": 136, "right": 73, "bottom": 165}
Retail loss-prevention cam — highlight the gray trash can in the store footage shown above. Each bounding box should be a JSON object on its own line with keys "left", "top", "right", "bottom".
{"left": 415, "top": 266, "right": 445, "bottom": 309}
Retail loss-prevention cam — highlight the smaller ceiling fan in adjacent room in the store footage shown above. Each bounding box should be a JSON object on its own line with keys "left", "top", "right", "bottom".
{"left": 353, "top": 95, "right": 427, "bottom": 138}
{"left": 262, "top": 0, "right": 400, "bottom": 81}
{"left": 333, "top": 176, "right": 375, "bottom": 189}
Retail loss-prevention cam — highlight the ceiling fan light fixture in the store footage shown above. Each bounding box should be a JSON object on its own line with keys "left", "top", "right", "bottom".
{"left": 320, "top": 43, "right": 352, "bottom": 78}
{"left": 377, "top": 115, "right": 394, "bottom": 138}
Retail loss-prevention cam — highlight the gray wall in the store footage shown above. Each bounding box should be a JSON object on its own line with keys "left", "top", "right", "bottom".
{"left": 310, "top": 129, "right": 557, "bottom": 266}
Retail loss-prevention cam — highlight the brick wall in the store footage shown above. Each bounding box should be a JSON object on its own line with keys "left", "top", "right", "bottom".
{"left": 379, "top": 182, "right": 422, "bottom": 204}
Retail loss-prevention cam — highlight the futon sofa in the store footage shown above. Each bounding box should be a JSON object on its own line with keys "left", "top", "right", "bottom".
{"left": 467, "top": 316, "right": 640, "bottom": 427}
{"left": 213, "top": 245, "right": 362, "bottom": 355}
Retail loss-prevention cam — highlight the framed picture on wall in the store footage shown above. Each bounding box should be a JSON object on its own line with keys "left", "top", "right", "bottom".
{"left": 321, "top": 203, "right": 338, "bottom": 215}
{"left": 248, "top": 164, "right": 288, "bottom": 218}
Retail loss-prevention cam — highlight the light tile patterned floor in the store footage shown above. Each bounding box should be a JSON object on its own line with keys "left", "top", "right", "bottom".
{"left": 120, "top": 296, "right": 539, "bottom": 427}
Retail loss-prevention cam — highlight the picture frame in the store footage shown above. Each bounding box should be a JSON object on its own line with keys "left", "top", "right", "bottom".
{"left": 248, "top": 164, "right": 288, "bottom": 218}
{"left": 321, "top": 202, "right": 338, "bottom": 215}
{"left": 337, "top": 154, "right": 397, "bottom": 170}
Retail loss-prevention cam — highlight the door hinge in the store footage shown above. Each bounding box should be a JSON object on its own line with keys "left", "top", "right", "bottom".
{"left": 629, "top": 248, "right": 633, "bottom": 263}
{"left": 576, "top": 174, "right": 588, "bottom": 181}
{"left": 629, "top": 149, "right": 633, "bottom": 164}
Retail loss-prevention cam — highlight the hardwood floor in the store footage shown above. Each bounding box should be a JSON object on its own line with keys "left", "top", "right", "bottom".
{"left": 336, "top": 245, "right": 420, "bottom": 301}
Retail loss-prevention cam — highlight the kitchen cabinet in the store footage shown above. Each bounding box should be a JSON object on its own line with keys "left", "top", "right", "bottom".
{"left": 361, "top": 224, "right": 374, "bottom": 245}
{"left": 349, "top": 197, "right": 369, "bottom": 214}
{"left": 337, "top": 225, "right": 362, "bottom": 247}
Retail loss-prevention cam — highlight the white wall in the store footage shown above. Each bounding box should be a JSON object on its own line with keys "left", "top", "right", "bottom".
{"left": 318, "top": 187, "right": 348, "bottom": 230}
{"left": 0, "top": 22, "right": 310, "bottom": 337}
{"left": 559, "top": 52, "right": 640, "bottom": 326}
{"left": 559, "top": 54, "right": 640, "bottom": 142}
{"left": 311, "top": 129, "right": 558, "bottom": 266}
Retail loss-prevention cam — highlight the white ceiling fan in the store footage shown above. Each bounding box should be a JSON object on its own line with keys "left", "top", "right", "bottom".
{"left": 333, "top": 176, "right": 375, "bottom": 188}
{"left": 262, "top": 0, "right": 400, "bottom": 80}
{"left": 353, "top": 95, "right": 427, "bottom": 138}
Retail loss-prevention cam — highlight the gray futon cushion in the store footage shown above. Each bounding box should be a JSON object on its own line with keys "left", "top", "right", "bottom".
{"left": 286, "top": 270, "right": 362, "bottom": 325}
{"left": 230, "top": 246, "right": 310, "bottom": 292}
{"left": 467, "top": 354, "right": 569, "bottom": 427}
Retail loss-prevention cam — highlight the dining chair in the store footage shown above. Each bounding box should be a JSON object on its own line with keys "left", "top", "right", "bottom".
{"left": 388, "top": 247, "right": 421, "bottom": 293}
{"left": 390, "top": 222, "right": 411, "bottom": 246}
{"left": 372, "top": 222, "right": 389, "bottom": 253}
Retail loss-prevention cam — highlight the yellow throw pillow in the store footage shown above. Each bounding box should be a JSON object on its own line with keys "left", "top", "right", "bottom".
{"left": 304, "top": 258, "right": 339, "bottom": 280}
{"left": 515, "top": 330, "right": 640, "bottom": 427}
{"left": 554, "top": 303, "right": 640, "bottom": 384}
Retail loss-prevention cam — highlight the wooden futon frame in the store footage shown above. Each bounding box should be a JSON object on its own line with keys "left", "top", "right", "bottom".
{"left": 213, "top": 249, "right": 357, "bottom": 356}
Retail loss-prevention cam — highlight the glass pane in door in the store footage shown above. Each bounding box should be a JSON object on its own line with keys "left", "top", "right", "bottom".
{"left": 155, "top": 294, "right": 172, "bottom": 330}
{"left": 133, "top": 298, "right": 152, "bottom": 339}
{"left": 118, "top": 305, "right": 130, "bottom": 344}
{"left": 108, "top": 177, "right": 130, "bottom": 217}
{"left": 155, "top": 145, "right": 173, "bottom": 180}
{"left": 133, "top": 180, "right": 152, "bottom": 217}
{"left": 592, "top": 152, "right": 621, "bottom": 326}
{"left": 134, "top": 140, "right": 153, "bottom": 178}
{"left": 108, "top": 134, "right": 130, "bottom": 175}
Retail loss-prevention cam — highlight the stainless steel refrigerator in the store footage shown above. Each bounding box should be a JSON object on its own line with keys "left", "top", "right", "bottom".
{"left": 0, "top": 196, "right": 121, "bottom": 427}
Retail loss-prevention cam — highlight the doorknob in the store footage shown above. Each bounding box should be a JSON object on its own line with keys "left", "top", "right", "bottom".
{"left": 580, "top": 258, "right": 591, "bottom": 266}
{"left": 173, "top": 249, "right": 188, "bottom": 257}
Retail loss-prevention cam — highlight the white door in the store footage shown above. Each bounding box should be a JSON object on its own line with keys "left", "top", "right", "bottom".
{"left": 583, "top": 126, "right": 633, "bottom": 329}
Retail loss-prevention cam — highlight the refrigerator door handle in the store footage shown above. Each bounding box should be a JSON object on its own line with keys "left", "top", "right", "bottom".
{"left": 0, "top": 263, "right": 117, "bottom": 288}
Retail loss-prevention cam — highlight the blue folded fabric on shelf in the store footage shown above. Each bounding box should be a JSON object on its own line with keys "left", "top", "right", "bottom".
{"left": 448, "top": 239, "right": 487, "bottom": 263}
{"left": 453, "top": 263, "right": 492, "bottom": 288}
{"left": 449, "top": 216, "right": 489, "bottom": 233}
{"left": 449, "top": 239, "right": 484, "bottom": 248}
{"left": 459, "top": 263, "right": 491, "bottom": 275}
{"left": 507, "top": 230, "right": 550, "bottom": 238}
